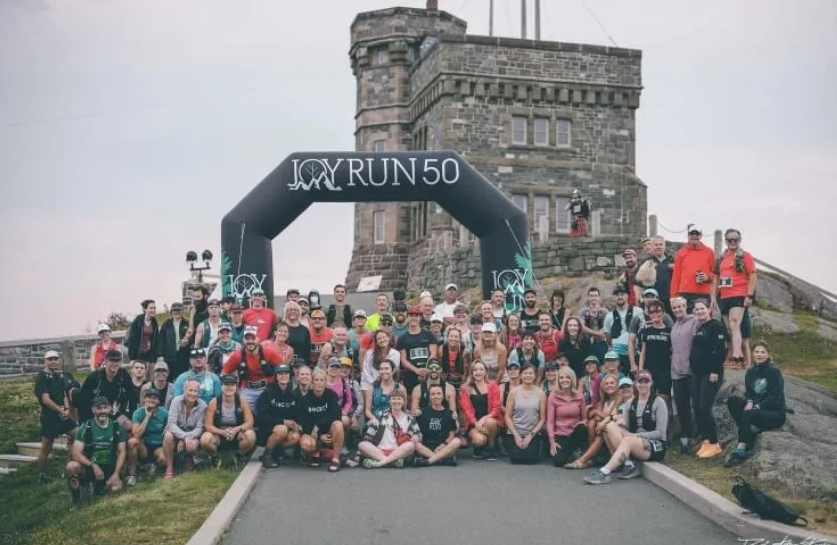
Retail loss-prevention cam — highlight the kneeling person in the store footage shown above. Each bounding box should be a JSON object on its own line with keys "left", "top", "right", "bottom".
{"left": 297, "top": 369, "right": 345, "bottom": 472}
{"left": 201, "top": 375, "right": 257, "bottom": 465}
{"left": 257, "top": 364, "right": 300, "bottom": 468}
{"left": 414, "top": 384, "right": 460, "bottom": 466}
{"left": 127, "top": 388, "right": 168, "bottom": 486}
{"left": 66, "top": 396, "right": 127, "bottom": 502}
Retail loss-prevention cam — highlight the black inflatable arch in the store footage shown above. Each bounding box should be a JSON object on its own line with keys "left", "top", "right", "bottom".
{"left": 221, "top": 151, "right": 533, "bottom": 310}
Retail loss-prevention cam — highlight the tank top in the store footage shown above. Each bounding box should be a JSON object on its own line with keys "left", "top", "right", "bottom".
{"left": 372, "top": 382, "right": 401, "bottom": 416}
{"left": 469, "top": 386, "right": 489, "bottom": 419}
{"left": 220, "top": 400, "right": 238, "bottom": 427}
{"left": 480, "top": 349, "right": 500, "bottom": 382}
{"left": 512, "top": 387, "right": 541, "bottom": 437}
{"left": 201, "top": 319, "right": 221, "bottom": 348}
{"left": 94, "top": 341, "right": 116, "bottom": 369}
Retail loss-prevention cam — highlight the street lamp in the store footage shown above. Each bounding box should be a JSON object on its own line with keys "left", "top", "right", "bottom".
{"left": 186, "top": 249, "right": 213, "bottom": 284}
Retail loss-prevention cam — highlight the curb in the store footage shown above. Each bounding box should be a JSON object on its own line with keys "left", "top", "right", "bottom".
{"left": 644, "top": 462, "right": 836, "bottom": 545}
{"left": 185, "top": 448, "right": 264, "bottom": 545}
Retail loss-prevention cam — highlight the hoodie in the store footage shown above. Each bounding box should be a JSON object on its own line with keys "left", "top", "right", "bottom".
{"left": 745, "top": 362, "right": 786, "bottom": 411}
{"left": 672, "top": 243, "right": 716, "bottom": 296}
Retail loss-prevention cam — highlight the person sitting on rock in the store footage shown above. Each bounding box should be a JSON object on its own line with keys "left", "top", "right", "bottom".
{"left": 725, "top": 341, "right": 787, "bottom": 467}
{"left": 66, "top": 396, "right": 127, "bottom": 502}
{"left": 358, "top": 388, "right": 421, "bottom": 469}
{"left": 414, "top": 384, "right": 461, "bottom": 467}
{"left": 200, "top": 374, "right": 257, "bottom": 467}
{"left": 126, "top": 387, "right": 168, "bottom": 486}
{"left": 584, "top": 370, "right": 669, "bottom": 484}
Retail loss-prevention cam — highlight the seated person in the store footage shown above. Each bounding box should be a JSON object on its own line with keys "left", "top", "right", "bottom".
{"left": 565, "top": 374, "right": 622, "bottom": 469}
{"left": 410, "top": 359, "right": 458, "bottom": 418}
{"left": 66, "top": 396, "right": 127, "bottom": 503}
{"left": 257, "top": 364, "right": 300, "bottom": 468}
{"left": 126, "top": 387, "right": 168, "bottom": 486}
{"left": 460, "top": 361, "right": 503, "bottom": 460}
{"left": 200, "top": 375, "right": 257, "bottom": 465}
{"left": 357, "top": 388, "right": 421, "bottom": 468}
{"left": 725, "top": 341, "right": 787, "bottom": 467}
{"left": 297, "top": 369, "right": 345, "bottom": 473}
{"left": 584, "top": 370, "right": 668, "bottom": 484}
{"left": 414, "top": 384, "right": 461, "bottom": 467}
{"left": 363, "top": 359, "right": 408, "bottom": 422}
{"left": 503, "top": 364, "right": 547, "bottom": 465}
{"left": 547, "top": 367, "right": 588, "bottom": 467}
{"left": 163, "top": 379, "right": 207, "bottom": 479}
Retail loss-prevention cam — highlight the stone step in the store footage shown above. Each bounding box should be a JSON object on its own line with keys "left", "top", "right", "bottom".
{"left": 0, "top": 454, "right": 37, "bottom": 467}
{"left": 0, "top": 466, "right": 17, "bottom": 477}
{"left": 16, "top": 439, "right": 69, "bottom": 457}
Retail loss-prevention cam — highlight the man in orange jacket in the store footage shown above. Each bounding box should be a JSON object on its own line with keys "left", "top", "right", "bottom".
{"left": 671, "top": 224, "right": 716, "bottom": 313}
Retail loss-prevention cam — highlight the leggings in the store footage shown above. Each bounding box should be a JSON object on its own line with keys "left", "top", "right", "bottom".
{"left": 552, "top": 424, "right": 588, "bottom": 467}
{"left": 693, "top": 373, "right": 723, "bottom": 443}
{"left": 727, "top": 396, "right": 786, "bottom": 447}
{"left": 672, "top": 376, "right": 695, "bottom": 438}
{"left": 504, "top": 434, "right": 542, "bottom": 465}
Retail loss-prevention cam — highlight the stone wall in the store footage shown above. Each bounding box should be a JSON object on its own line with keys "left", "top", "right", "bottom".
{"left": 0, "top": 332, "right": 126, "bottom": 376}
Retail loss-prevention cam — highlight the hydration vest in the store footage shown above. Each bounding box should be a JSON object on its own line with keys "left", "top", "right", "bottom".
{"left": 628, "top": 394, "right": 658, "bottom": 434}
{"left": 214, "top": 393, "right": 244, "bottom": 428}
{"left": 236, "top": 345, "right": 274, "bottom": 382}
{"left": 201, "top": 319, "right": 222, "bottom": 348}
{"left": 515, "top": 347, "right": 540, "bottom": 367}
{"left": 610, "top": 307, "right": 635, "bottom": 339}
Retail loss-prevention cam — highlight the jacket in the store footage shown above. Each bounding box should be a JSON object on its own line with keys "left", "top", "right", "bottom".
{"left": 128, "top": 314, "right": 159, "bottom": 360}
{"left": 326, "top": 304, "right": 354, "bottom": 328}
{"left": 689, "top": 319, "right": 728, "bottom": 376}
{"left": 155, "top": 317, "right": 190, "bottom": 364}
{"left": 78, "top": 367, "right": 133, "bottom": 421}
{"left": 672, "top": 243, "right": 715, "bottom": 297}
{"left": 166, "top": 395, "right": 207, "bottom": 440}
{"left": 459, "top": 380, "right": 503, "bottom": 428}
{"left": 745, "top": 362, "right": 786, "bottom": 411}
{"left": 363, "top": 409, "right": 422, "bottom": 445}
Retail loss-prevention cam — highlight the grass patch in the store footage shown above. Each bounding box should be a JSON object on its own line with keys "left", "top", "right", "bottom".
{"left": 665, "top": 450, "right": 837, "bottom": 536}
{"left": 0, "top": 375, "right": 239, "bottom": 545}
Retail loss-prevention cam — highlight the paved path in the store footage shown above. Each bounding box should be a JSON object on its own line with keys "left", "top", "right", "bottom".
{"left": 225, "top": 458, "right": 736, "bottom": 545}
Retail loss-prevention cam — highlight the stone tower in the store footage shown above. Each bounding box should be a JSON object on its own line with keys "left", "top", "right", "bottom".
{"left": 345, "top": 2, "right": 646, "bottom": 294}
{"left": 345, "top": 4, "right": 467, "bottom": 291}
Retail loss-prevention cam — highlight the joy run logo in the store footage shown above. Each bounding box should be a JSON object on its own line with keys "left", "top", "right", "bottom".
{"left": 288, "top": 157, "right": 461, "bottom": 191}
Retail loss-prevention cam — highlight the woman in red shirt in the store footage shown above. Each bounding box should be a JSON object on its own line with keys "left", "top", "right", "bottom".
{"left": 90, "top": 323, "right": 120, "bottom": 371}
{"left": 712, "top": 229, "right": 757, "bottom": 368}
{"left": 459, "top": 360, "right": 503, "bottom": 460}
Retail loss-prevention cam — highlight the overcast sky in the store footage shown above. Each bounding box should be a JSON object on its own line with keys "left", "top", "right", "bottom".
{"left": 1, "top": 0, "right": 835, "bottom": 341}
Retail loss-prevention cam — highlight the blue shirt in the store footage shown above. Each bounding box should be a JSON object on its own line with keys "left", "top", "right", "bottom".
{"left": 131, "top": 407, "right": 169, "bottom": 446}
{"left": 173, "top": 371, "right": 221, "bottom": 405}
{"left": 604, "top": 306, "right": 644, "bottom": 356}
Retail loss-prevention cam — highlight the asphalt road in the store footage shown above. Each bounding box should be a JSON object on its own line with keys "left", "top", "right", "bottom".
{"left": 224, "top": 457, "right": 736, "bottom": 545}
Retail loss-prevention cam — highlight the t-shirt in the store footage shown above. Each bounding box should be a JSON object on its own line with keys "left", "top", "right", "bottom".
{"left": 604, "top": 306, "right": 644, "bottom": 356}
{"left": 417, "top": 407, "right": 457, "bottom": 447}
{"left": 132, "top": 407, "right": 169, "bottom": 446}
{"left": 223, "top": 346, "right": 284, "bottom": 385}
{"left": 434, "top": 301, "right": 458, "bottom": 319}
{"left": 243, "top": 308, "right": 279, "bottom": 343}
{"left": 639, "top": 325, "right": 672, "bottom": 373}
{"left": 173, "top": 371, "right": 222, "bottom": 404}
{"left": 392, "top": 324, "right": 409, "bottom": 339}
{"left": 717, "top": 250, "right": 756, "bottom": 299}
{"left": 399, "top": 329, "right": 438, "bottom": 374}
{"left": 35, "top": 370, "right": 69, "bottom": 412}
{"left": 534, "top": 328, "right": 562, "bottom": 362}
{"left": 308, "top": 327, "right": 334, "bottom": 366}
{"left": 520, "top": 310, "right": 541, "bottom": 334}
{"left": 366, "top": 312, "right": 385, "bottom": 332}
{"left": 286, "top": 324, "right": 311, "bottom": 364}
{"left": 296, "top": 388, "right": 341, "bottom": 433}
{"left": 77, "top": 420, "right": 127, "bottom": 467}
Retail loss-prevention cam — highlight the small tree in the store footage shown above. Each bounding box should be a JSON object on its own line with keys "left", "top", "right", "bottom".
{"left": 105, "top": 312, "right": 132, "bottom": 331}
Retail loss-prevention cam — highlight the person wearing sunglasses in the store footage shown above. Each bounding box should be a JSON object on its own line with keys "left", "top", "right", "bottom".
{"left": 282, "top": 301, "right": 311, "bottom": 365}
{"left": 638, "top": 300, "right": 672, "bottom": 404}
{"left": 308, "top": 308, "right": 334, "bottom": 368}
{"left": 584, "top": 370, "right": 669, "bottom": 484}
{"left": 671, "top": 225, "right": 716, "bottom": 314}
{"left": 711, "top": 228, "right": 757, "bottom": 369}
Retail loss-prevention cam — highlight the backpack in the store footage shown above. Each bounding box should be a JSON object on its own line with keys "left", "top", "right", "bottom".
{"left": 610, "top": 307, "right": 635, "bottom": 339}
{"left": 731, "top": 477, "right": 808, "bottom": 527}
{"left": 81, "top": 420, "right": 121, "bottom": 461}
{"left": 213, "top": 393, "right": 244, "bottom": 427}
{"left": 236, "top": 345, "right": 275, "bottom": 382}
{"left": 714, "top": 248, "right": 747, "bottom": 275}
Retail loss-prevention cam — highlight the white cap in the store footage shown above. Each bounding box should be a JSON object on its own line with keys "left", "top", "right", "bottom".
{"left": 44, "top": 350, "right": 60, "bottom": 359}
{"left": 431, "top": 313, "right": 443, "bottom": 323}
{"left": 420, "top": 290, "right": 432, "bottom": 299}
{"left": 481, "top": 322, "right": 497, "bottom": 333}
{"left": 445, "top": 283, "right": 458, "bottom": 292}
{"left": 688, "top": 224, "right": 703, "bottom": 235}
{"left": 243, "top": 326, "right": 259, "bottom": 337}
{"left": 96, "top": 323, "right": 110, "bottom": 334}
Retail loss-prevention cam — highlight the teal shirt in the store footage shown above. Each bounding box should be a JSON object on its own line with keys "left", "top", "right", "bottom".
{"left": 132, "top": 407, "right": 169, "bottom": 446}
{"left": 173, "top": 371, "right": 221, "bottom": 404}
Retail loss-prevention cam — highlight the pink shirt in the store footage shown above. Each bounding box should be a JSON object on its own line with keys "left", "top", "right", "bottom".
{"left": 547, "top": 393, "right": 586, "bottom": 438}
{"left": 327, "top": 378, "right": 352, "bottom": 416}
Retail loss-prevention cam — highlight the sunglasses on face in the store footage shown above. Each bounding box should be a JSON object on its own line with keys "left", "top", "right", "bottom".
{"left": 381, "top": 321, "right": 393, "bottom": 326}
{"left": 650, "top": 310, "right": 663, "bottom": 315}
{"left": 312, "top": 317, "right": 324, "bottom": 321}
{"left": 726, "top": 238, "right": 740, "bottom": 243}
{"left": 637, "top": 379, "right": 651, "bottom": 384}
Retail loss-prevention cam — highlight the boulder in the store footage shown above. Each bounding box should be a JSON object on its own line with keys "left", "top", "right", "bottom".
{"left": 756, "top": 273, "right": 795, "bottom": 313}
{"left": 711, "top": 371, "right": 837, "bottom": 501}
{"left": 818, "top": 318, "right": 837, "bottom": 342}
{"left": 750, "top": 308, "right": 801, "bottom": 334}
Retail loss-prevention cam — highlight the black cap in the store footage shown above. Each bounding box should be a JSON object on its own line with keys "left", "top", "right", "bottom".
{"left": 91, "top": 396, "right": 110, "bottom": 408}
{"left": 544, "top": 362, "right": 559, "bottom": 370}
{"left": 379, "top": 314, "right": 394, "bottom": 324}
{"left": 275, "top": 364, "right": 291, "bottom": 374}
{"left": 393, "top": 289, "right": 407, "bottom": 301}
{"left": 221, "top": 374, "right": 238, "bottom": 385}
{"left": 613, "top": 285, "right": 629, "bottom": 295}
{"left": 171, "top": 302, "right": 183, "bottom": 311}
{"left": 393, "top": 302, "right": 408, "bottom": 312}
{"left": 145, "top": 388, "right": 163, "bottom": 400}
{"left": 105, "top": 349, "right": 122, "bottom": 361}
{"left": 507, "top": 360, "right": 521, "bottom": 368}
{"left": 190, "top": 348, "right": 206, "bottom": 358}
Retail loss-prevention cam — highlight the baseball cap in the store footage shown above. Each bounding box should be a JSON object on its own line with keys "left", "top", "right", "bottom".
{"left": 298, "top": 297, "right": 309, "bottom": 305}
{"left": 445, "top": 283, "right": 458, "bottom": 292}
{"left": 327, "top": 357, "right": 342, "bottom": 368}
{"left": 219, "top": 322, "right": 232, "bottom": 332}
{"left": 393, "top": 302, "right": 408, "bottom": 312}
{"left": 427, "top": 359, "right": 442, "bottom": 372}
{"left": 190, "top": 348, "right": 206, "bottom": 358}
{"left": 604, "top": 351, "right": 620, "bottom": 361}
{"left": 207, "top": 298, "right": 221, "bottom": 306}
{"left": 613, "top": 285, "right": 629, "bottom": 295}
{"left": 431, "top": 313, "right": 443, "bottom": 323}
{"left": 507, "top": 360, "right": 521, "bottom": 368}
{"left": 275, "top": 364, "right": 291, "bottom": 374}
{"left": 105, "top": 349, "right": 122, "bottom": 361}
{"left": 145, "top": 388, "right": 163, "bottom": 400}
{"left": 44, "top": 350, "right": 60, "bottom": 360}
{"left": 340, "top": 357, "right": 353, "bottom": 367}
{"left": 481, "top": 322, "right": 497, "bottom": 333}
{"left": 353, "top": 309, "right": 367, "bottom": 318}
{"left": 618, "top": 377, "right": 634, "bottom": 388}
{"left": 407, "top": 306, "right": 422, "bottom": 315}
{"left": 96, "top": 323, "right": 111, "bottom": 334}
{"left": 420, "top": 290, "right": 432, "bottom": 299}
{"left": 643, "top": 288, "right": 659, "bottom": 298}
{"left": 91, "top": 396, "right": 110, "bottom": 408}
{"left": 688, "top": 224, "right": 703, "bottom": 235}
{"left": 153, "top": 361, "right": 169, "bottom": 372}
{"left": 252, "top": 288, "right": 266, "bottom": 296}
{"left": 379, "top": 314, "right": 394, "bottom": 325}
{"left": 171, "top": 302, "right": 184, "bottom": 311}
{"left": 636, "top": 370, "right": 653, "bottom": 382}
{"left": 221, "top": 374, "right": 239, "bottom": 385}
{"left": 310, "top": 308, "right": 326, "bottom": 319}
{"left": 544, "top": 362, "right": 558, "bottom": 371}
{"left": 243, "top": 326, "right": 258, "bottom": 338}
{"left": 230, "top": 303, "right": 244, "bottom": 311}
{"left": 584, "top": 355, "right": 600, "bottom": 365}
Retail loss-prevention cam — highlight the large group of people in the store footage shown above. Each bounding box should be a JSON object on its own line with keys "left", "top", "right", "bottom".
{"left": 33, "top": 227, "right": 788, "bottom": 501}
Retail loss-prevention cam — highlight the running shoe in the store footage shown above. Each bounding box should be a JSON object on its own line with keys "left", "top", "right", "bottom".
{"left": 393, "top": 459, "right": 405, "bottom": 469}
{"left": 484, "top": 448, "right": 498, "bottom": 461}
{"left": 583, "top": 470, "right": 612, "bottom": 485}
{"left": 362, "top": 458, "right": 380, "bottom": 469}
{"left": 262, "top": 452, "right": 279, "bottom": 469}
{"left": 126, "top": 475, "right": 137, "bottom": 487}
{"left": 697, "top": 442, "right": 722, "bottom": 459}
{"left": 345, "top": 453, "right": 361, "bottom": 468}
{"left": 472, "top": 447, "right": 485, "bottom": 459}
{"left": 68, "top": 476, "right": 82, "bottom": 503}
{"left": 617, "top": 463, "right": 641, "bottom": 480}
{"left": 414, "top": 458, "right": 430, "bottom": 468}
{"left": 444, "top": 455, "right": 458, "bottom": 467}
{"left": 694, "top": 440, "right": 710, "bottom": 457}
{"left": 724, "top": 450, "right": 750, "bottom": 468}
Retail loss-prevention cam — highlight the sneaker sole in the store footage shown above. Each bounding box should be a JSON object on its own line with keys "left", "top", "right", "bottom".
{"left": 618, "top": 471, "right": 642, "bottom": 480}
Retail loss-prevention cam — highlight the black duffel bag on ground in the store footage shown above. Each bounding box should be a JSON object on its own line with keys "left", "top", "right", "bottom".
{"left": 731, "top": 476, "right": 808, "bottom": 527}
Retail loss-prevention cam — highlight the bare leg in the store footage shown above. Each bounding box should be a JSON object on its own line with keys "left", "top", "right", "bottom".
{"left": 329, "top": 421, "right": 345, "bottom": 460}
{"left": 484, "top": 418, "right": 500, "bottom": 447}
{"left": 163, "top": 432, "right": 176, "bottom": 475}
{"left": 728, "top": 308, "right": 745, "bottom": 360}
{"left": 427, "top": 438, "right": 461, "bottom": 464}
{"left": 239, "top": 430, "right": 256, "bottom": 455}
{"left": 603, "top": 436, "right": 651, "bottom": 472}
{"left": 470, "top": 429, "right": 487, "bottom": 447}
{"left": 358, "top": 441, "right": 385, "bottom": 461}
{"left": 377, "top": 442, "right": 416, "bottom": 466}
{"left": 38, "top": 437, "right": 54, "bottom": 473}
{"left": 200, "top": 432, "right": 218, "bottom": 455}
{"left": 266, "top": 425, "right": 289, "bottom": 451}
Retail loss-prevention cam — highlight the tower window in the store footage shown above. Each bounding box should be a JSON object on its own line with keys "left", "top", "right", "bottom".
{"left": 373, "top": 211, "right": 386, "bottom": 244}
{"left": 374, "top": 140, "right": 386, "bottom": 152}
{"left": 556, "top": 197, "right": 571, "bottom": 233}
{"left": 511, "top": 193, "right": 528, "bottom": 214}
{"left": 534, "top": 118, "right": 549, "bottom": 146}
{"left": 376, "top": 48, "right": 388, "bottom": 65}
{"left": 512, "top": 116, "right": 527, "bottom": 145}
{"left": 557, "top": 119, "right": 572, "bottom": 147}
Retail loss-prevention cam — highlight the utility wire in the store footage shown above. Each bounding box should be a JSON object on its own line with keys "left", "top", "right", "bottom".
{"left": 579, "top": 0, "right": 619, "bottom": 47}
{"left": 657, "top": 221, "right": 690, "bottom": 235}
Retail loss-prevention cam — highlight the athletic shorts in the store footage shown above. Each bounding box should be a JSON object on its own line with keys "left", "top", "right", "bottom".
{"left": 218, "top": 435, "right": 241, "bottom": 452}
{"left": 646, "top": 439, "right": 667, "bottom": 462}
{"left": 142, "top": 443, "right": 162, "bottom": 456}
{"left": 380, "top": 448, "right": 395, "bottom": 457}
{"left": 40, "top": 414, "right": 77, "bottom": 439}
{"left": 647, "top": 367, "right": 672, "bottom": 397}
{"left": 84, "top": 464, "right": 116, "bottom": 486}
{"left": 719, "top": 297, "right": 746, "bottom": 315}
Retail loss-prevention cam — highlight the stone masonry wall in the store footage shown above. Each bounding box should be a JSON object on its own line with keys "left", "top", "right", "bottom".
{"left": 0, "top": 332, "right": 126, "bottom": 376}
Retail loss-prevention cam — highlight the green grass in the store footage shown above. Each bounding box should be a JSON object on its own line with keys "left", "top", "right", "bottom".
{"left": 0, "top": 376, "right": 240, "bottom": 545}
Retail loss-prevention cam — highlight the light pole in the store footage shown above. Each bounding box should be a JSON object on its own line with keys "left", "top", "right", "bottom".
{"left": 186, "top": 249, "right": 213, "bottom": 284}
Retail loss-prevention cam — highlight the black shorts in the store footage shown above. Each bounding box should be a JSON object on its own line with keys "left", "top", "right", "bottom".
{"left": 40, "top": 414, "right": 77, "bottom": 439}
{"left": 218, "top": 435, "right": 240, "bottom": 451}
{"left": 142, "top": 443, "right": 163, "bottom": 456}
{"left": 647, "top": 367, "right": 672, "bottom": 397}
{"left": 645, "top": 439, "right": 667, "bottom": 462}
{"left": 84, "top": 464, "right": 116, "bottom": 483}
{"left": 719, "top": 297, "right": 746, "bottom": 315}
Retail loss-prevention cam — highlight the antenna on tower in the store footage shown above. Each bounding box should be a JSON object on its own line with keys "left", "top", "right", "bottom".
{"left": 535, "top": 0, "right": 541, "bottom": 40}
{"left": 521, "top": 0, "right": 527, "bottom": 38}
{"left": 489, "top": 0, "right": 494, "bottom": 36}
